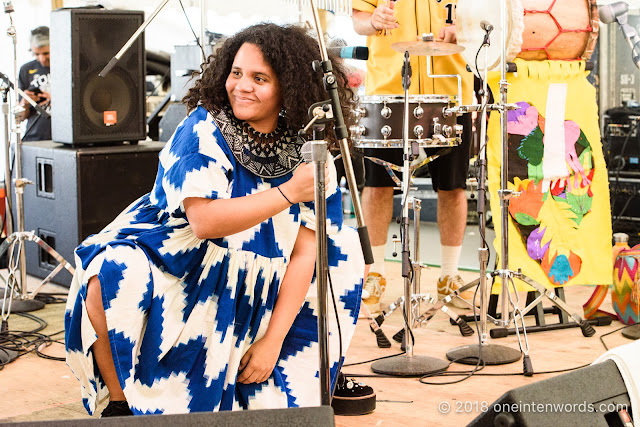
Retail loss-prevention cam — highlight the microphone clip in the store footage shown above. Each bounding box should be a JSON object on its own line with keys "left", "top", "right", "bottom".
{"left": 401, "top": 51, "right": 412, "bottom": 91}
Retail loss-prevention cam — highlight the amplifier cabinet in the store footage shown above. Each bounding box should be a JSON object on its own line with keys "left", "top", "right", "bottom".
{"left": 17, "top": 140, "right": 164, "bottom": 286}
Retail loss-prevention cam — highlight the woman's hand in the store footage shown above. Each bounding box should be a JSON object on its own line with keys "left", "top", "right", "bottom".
{"left": 279, "top": 162, "right": 330, "bottom": 204}
{"left": 237, "top": 336, "right": 283, "bottom": 384}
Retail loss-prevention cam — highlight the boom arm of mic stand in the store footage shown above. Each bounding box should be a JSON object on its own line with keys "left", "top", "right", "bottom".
{"left": 99, "top": 0, "right": 171, "bottom": 77}
{"left": 309, "top": 4, "right": 373, "bottom": 266}
{"left": 0, "top": 72, "right": 49, "bottom": 118}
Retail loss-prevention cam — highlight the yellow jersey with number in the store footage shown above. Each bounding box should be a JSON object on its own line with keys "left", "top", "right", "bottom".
{"left": 352, "top": 0, "right": 473, "bottom": 104}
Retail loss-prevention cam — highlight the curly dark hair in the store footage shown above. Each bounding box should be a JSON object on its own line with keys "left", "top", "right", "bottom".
{"left": 183, "top": 23, "right": 355, "bottom": 145}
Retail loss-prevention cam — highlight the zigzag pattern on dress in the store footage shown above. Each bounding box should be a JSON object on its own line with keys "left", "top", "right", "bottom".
{"left": 65, "top": 106, "right": 364, "bottom": 415}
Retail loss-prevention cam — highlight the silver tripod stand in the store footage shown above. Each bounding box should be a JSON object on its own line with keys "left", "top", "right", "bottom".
{"left": 1, "top": 1, "right": 75, "bottom": 320}
{"left": 446, "top": 0, "right": 600, "bottom": 372}
{"left": 444, "top": 17, "right": 522, "bottom": 366}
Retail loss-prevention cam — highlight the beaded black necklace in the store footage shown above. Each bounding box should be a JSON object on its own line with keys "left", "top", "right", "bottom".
{"left": 210, "top": 106, "right": 303, "bottom": 178}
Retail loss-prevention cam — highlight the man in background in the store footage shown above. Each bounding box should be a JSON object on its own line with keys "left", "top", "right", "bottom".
{"left": 18, "top": 26, "right": 51, "bottom": 141}
{"left": 351, "top": 0, "right": 475, "bottom": 312}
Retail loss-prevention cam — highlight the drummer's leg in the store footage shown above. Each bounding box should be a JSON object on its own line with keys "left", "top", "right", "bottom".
{"left": 361, "top": 148, "right": 403, "bottom": 312}
{"left": 430, "top": 113, "right": 474, "bottom": 305}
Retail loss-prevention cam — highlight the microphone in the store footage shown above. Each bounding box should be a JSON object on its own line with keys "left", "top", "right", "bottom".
{"left": 598, "top": 1, "right": 628, "bottom": 23}
{"left": 301, "top": 140, "right": 313, "bottom": 163}
{"left": 598, "top": 1, "right": 640, "bottom": 69}
{"left": 480, "top": 20, "right": 493, "bottom": 33}
{"left": 327, "top": 46, "right": 369, "bottom": 61}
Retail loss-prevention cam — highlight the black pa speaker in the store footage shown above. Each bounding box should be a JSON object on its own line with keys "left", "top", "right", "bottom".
{"left": 468, "top": 360, "right": 633, "bottom": 427}
{"left": 19, "top": 140, "right": 164, "bottom": 286}
{"left": 2, "top": 406, "right": 335, "bottom": 426}
{"left": 51, "top": 8, "right": 146, "bottom": 145}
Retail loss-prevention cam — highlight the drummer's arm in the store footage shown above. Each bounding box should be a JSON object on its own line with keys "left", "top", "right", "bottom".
{"left": 352, "top": 2, "right": 398, "bottom": 36}
{"left": 352, "top": 10, "right": 379, "bottom": 36}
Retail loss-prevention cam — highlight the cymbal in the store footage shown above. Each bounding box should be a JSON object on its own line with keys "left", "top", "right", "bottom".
{"left": 391, "top": 40, "right": 464, "bottom": 56}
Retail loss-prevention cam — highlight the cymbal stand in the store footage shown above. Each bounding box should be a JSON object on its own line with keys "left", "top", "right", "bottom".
{"left": 445, "top": 16, "right": 521, "bottom": 366}
{"left": 371, "top": 52, "right": 449, "bottom": 376}
{"left": 0, "top": 2, "right": 76, "bottom": 324}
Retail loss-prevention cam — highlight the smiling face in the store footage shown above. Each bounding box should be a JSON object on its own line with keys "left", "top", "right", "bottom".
{"left": 225, "top": 43, "right": 282, "bottom": 133}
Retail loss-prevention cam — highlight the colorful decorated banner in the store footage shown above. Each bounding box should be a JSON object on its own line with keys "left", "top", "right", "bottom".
{"left": 487, "top": 59, "right": 612, "bottom": 290}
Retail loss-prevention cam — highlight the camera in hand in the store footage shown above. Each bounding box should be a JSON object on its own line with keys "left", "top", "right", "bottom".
{"left": 27, "top": 86, "right": 42, "bottom": 98}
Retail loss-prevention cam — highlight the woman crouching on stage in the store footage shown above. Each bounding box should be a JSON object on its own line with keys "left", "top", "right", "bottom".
{"left": 64, "top": 23, "right": 364, "bottom": 416}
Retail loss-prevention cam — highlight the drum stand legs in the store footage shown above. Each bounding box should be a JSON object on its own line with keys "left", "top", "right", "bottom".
{"left": 370, "top": 194, "right": 449, "bottom": 375}
{"left": 371, "top": 199, "right": 476, "bottom": 341}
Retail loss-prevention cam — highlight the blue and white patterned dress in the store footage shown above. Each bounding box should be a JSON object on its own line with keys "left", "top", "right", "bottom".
{"left": 64, "top": 106, "right": 364, "bottom": 415}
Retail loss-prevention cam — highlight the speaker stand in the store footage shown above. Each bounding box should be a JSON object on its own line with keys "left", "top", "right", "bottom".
{"left": 622, "top": 324, "right": 640, "bottom": 340}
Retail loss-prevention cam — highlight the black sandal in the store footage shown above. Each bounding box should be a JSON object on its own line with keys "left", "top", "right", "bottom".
{"left": 101, "top": 400, "right": 133, "bottom": 417}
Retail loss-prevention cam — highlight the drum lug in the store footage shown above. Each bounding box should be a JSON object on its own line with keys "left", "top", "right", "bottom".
{"left": 354, "top": 107, "right": 367, "bottom": 120}
{"left": 350, "top": 124, "right": 366, "bottom": 139}
{"left": 455, "top": 124, "right": 464, "bottom": 138}
{"left": 442, "top": 125, "right": 453, "bottom": 138}
{"left": 413, "top": 125, "right": 424, "bottom": 139}
{"left": 381, "top": 125, "right": 392, "bottom": 139}
{"left": 432, "top": 117, "right": 442, "bottom": 135}
{"left": 381, "top": 103, "right": 392, "bottom": 119}
{"left": 413, "top": 104, "right": 424, "bottom": 119}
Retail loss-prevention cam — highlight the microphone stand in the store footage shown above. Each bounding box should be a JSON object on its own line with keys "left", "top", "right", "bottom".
{"left": 445, "top": 21, "right": 521, "bottom": 366}
{"left": 307, "top": 0, "right": 373, "bottom": 405}
{"left": 99, "top": 0, "right": 210, "bottom": 78}
{"left": 370, "top": 52, "right": 449, "bottom": 376}
{"left": 1, "top": 0, "right": 40, "bottom": 314}
{"left": 1, "top": 2, "right": 75, "bottom": 325}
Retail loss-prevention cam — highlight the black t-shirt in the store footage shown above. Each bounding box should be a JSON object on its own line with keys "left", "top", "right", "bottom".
{"left": 18, "top": 59, "right": 51, "bottom": 141}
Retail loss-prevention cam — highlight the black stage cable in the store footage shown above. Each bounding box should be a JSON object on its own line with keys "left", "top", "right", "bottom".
{"left": 327, "top": 268, "right": 344, "bottom": 396}
{"left": 599, "top": 324, "right": 635, "bottom": 351}
{"left": 0, "top": 312, "right": 67, "bottom": 370}
{"left": 178, "top": 0, "right": 205, "bottom": 60}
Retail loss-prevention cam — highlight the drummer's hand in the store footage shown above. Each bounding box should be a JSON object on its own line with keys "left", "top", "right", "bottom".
{"left": 371, "top": 0, "right": 399, "bottom": 31}
{"left": 438, "top": 25, "right": 457, "bottom": 44}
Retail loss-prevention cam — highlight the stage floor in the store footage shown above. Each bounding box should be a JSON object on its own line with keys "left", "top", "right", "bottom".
{"left": 0, "top": 260, "right": 632, "bottom": 425}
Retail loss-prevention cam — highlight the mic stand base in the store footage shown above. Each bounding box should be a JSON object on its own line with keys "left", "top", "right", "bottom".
{"left": 622, "top": 323, "right": 640, "bottom": 340}
{"left": 0, "top": 348, "right": 18, "bottom": 365}
{"left": 446, "top": 343, "right": 521, "bottom": 366}
{"left": 371, "top": 354, "right": 449, "bottom": 376}
{"left": 5, "top": 297, "right": 44, "bottom": 313}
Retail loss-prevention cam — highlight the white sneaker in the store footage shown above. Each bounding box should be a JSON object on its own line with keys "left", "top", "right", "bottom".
{"left": 437, "top": 275, "right": 474, "bottom": 309}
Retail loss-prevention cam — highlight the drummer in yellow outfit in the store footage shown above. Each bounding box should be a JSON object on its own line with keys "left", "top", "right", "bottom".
{"left": 352, "top": 0, "right": 475, "bottom": 311}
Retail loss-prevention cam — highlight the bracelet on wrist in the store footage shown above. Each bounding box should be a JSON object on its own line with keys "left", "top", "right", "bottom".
{"left": 277, "top": 186, "right": 293, "bottom": 205}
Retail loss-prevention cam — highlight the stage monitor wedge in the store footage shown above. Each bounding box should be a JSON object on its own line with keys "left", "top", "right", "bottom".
{"left": 468, "top": 359, "right": 632, "bottom": 427}
{"left": 51, "top": 8, "right": 146, "bottom": 145}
